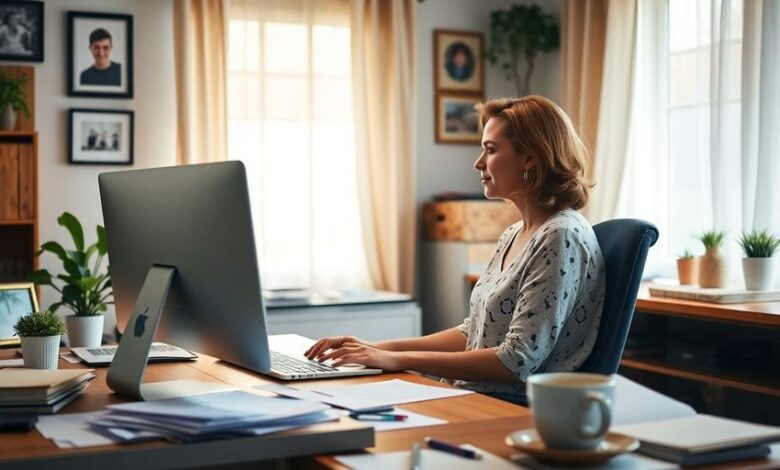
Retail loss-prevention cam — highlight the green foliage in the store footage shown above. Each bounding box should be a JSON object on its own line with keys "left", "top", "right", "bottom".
{"left": 13, "top": 310, "right": 65, "bottom": 337}
{"left": 30, "top": 212, "right": 113, "bottom": 316}
{"left": 697, "top": 230, "right": 727, "bottom": 249}
{"left": 678, "top": 249, "right": 696, "bottom": 260}
{"left": 0, "top": 72, "right": 30, "bottom": 117}
{"left": 738, "top": 229, "right": 780, "bottom": 258}
{"left": 484, "top": 3, "right": 560, "bottom": 96}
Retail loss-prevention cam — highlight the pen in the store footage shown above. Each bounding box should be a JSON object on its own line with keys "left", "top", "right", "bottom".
{"left": 349, "top": 406, "right": 394, "bottom": 414}
{"left": 349, "top": 413, "right": 408, "bottom": 421}
{"left": 424, "top": 437, "right": 482, "bottom": 460}
{"left": 409, "top": 442, "right": 421, "bottom": 470}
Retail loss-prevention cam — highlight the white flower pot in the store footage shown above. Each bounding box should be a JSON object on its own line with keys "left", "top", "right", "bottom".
{"left": 742, "top": 257, "right": 776, "bottom": 291}
{"left": 20, "top": 335, "right": 61, "bottom": 369}
{"left": 66, "top": 315, "right": 104, "bottom": 348}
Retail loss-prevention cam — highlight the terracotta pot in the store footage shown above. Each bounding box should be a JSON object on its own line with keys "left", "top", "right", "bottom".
{"left": 676, "top": 258, "right": 699, "bottom": 285}
{"left": 698, "top": 248, "right": 726, "bottom": 288}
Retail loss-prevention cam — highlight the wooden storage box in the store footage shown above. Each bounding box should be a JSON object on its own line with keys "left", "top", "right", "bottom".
{"left": 422, "top": 200, "right": 519, "bottom": 241}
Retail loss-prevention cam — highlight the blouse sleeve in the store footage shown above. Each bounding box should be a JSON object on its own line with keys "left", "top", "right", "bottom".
{"left": 494, "top": 224, "right": 593, "bottom": 380}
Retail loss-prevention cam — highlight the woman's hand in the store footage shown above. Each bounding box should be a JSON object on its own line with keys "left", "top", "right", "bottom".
{"left": 304, "top": 336, "right": 375, "bottom": 361}
{"left": 316, "top": 342, "right": 406, "bottom": 371}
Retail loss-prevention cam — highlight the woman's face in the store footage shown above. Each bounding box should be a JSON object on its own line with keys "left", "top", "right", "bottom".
{"left": 474, "top": 117, "right": 529, "bottom": 201}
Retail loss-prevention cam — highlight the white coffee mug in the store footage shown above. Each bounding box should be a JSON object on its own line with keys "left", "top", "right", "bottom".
{"left": 527, "top": 372, "right": 615, "bottom": 450}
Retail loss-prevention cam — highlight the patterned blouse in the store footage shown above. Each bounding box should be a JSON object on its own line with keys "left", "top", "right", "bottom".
{"left": 450, "top": 209, "right": 605, "bottom": 402}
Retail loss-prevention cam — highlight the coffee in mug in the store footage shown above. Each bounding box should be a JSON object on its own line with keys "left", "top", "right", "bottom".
{"left": 527, "top": 372, "right": 615, "bottom": 450}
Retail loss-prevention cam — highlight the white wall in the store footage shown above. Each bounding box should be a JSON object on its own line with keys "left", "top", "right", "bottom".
{"left": 34, "top": 0, "right": 175, "bottom": 334}
{"left": 416, "top": 0, "right": 562, "bottom": 204}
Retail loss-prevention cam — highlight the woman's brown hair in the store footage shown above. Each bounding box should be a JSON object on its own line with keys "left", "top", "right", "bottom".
{"left": 475, "top": 96, "right": 593, "bottom": 210}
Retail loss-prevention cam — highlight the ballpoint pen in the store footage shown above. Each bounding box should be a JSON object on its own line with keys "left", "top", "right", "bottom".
{"left": 348, "top": 413, "right": 408, "bottom": 421}
{"left": 424, "top": 436, "right": 483, "bottom": 460}
{"left": 409, "top": 442, "right": 422, "bottom": 470}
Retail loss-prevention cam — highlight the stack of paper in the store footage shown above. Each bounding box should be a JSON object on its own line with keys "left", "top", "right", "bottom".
{"left": 87, "top": 390, "right": 339, "bottom": 443}
{"left": 0, "top": 368, "right": 95, "bottom": 414}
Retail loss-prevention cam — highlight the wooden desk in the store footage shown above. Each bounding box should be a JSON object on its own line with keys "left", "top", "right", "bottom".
{"left": 2, "top": 348, "right": 778, "bottom": 469}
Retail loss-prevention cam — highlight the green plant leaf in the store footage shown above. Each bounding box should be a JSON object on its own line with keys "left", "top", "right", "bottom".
{"left": 30, "top": 269, "right": 53, "bottom": 285}
{"left": 97, "top": 225, "right": 108, "bottom": 256}
{"left": 62, "top": 257, "right": 84, "bottom": 279}
{"left": 58, "top": 212, "right": 85, "bottom": 252}
{"left": 39, "top": 241, "right": 68, "bottom": 261}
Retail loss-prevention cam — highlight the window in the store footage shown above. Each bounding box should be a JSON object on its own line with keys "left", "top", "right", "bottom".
{"left": 227, "top": 11, "right": 370, "bottom": 291}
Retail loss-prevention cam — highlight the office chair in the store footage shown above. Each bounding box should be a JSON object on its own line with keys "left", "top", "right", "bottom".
{"left": 578, "top": 218, "right": 659, "bottom": 375}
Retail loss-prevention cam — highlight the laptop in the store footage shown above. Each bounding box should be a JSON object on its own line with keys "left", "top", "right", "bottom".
{"left": 266, "top": 334, "right": 382, "bottom": 380}
{"left": 70, "top": 342, "right": 198, "bottom": 366}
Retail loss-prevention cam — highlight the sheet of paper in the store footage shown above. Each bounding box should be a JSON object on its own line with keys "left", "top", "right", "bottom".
{"left": 36, "top": 411, "right": 116, "bottom": 448}
{"left": 255, "top": 383, "right": 384, "bottom": 411}
{"left": 0, "top": 358, "right": 24, "bottom": 368}
{"left": 336, "top": 446, "right": 516, "bottom": 470}
{"left": 314, "top": 379, "right": 473, "bottom": 408}
{"left": 60, "top": 352, "right": 82, "bottom": 364}
{"left": 337, "top": 408, "right": 447, "bottom": 432}
{"left": 511, "top": 452, "right": 677, "bottom": 470}
{"left": 612, "top": 375, "right": 696, "bottom": 426}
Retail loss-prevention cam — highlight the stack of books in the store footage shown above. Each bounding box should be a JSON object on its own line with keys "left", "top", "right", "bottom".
{"left": 0, "top": 368, "right": 95, "bottom": 414}
{"left": 87, "top": 390, "right": 339, "bottom": 443}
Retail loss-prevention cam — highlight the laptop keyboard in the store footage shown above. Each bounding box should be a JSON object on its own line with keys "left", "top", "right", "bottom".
{"left": 270, "top": 351, "right": 339, "bottom": 376}
{"left": 87, "top": 343, "right": 180, "bottom": 356}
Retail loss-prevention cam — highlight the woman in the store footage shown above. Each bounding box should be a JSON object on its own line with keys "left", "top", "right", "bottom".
{"left": 305, "top": 96, "right": 605, "bottom": 403}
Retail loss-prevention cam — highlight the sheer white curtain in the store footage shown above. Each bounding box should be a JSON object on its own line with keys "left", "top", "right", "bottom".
{"left": 226, "top": 0, "right": 371, "bottom": 291}
{"left": 616, "top": 0, "right": 780, "bottom": 281}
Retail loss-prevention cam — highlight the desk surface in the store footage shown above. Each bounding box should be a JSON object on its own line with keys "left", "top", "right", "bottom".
{"left": 2, "top": 349, "right": 779, "bottom": 470}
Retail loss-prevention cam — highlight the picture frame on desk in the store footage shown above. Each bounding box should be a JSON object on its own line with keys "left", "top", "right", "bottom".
{"left": 0, "top": 1, "right": 44, "bottom": 63}
{"left": 67, "top": 11, "right": 133, "bottom": 98}
{"left": 0, "top": 282, "right": 38, "bottom": 346}
{"left": 68, "top": 108, "right": 134, "bottom": 165}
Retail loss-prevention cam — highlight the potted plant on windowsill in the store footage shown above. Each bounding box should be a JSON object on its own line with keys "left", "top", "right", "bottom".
{"left": 676, "top": 249, "right": 699, "bottom": 285}
{"left": 14, "top": 310, "right": 65, "bottom": 369}
{"left": 738, "top": 229, "right": 780, "bottom": 291}
{"left": 697, "top": 230, "right": 727, "bottom": 288}
{"left": 30, "top": 212, "right": 113, "bottom": 348}
{"left": 0, "top": 71, "right": 30, "bottom": 131}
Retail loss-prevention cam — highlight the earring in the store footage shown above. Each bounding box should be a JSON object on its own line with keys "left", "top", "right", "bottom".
{"left": 523, "top": 170, "right": 528, "bottom": 182}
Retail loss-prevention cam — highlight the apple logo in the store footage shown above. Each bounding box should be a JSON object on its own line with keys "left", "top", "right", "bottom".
{"left": 134, "top": 307, "right": 149, "bottom": 338}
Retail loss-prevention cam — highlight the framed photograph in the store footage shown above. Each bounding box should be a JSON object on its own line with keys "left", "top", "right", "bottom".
{"left": 0, "top": 283, "right": 38, "bottom": 346}
{"left": 69, "top": 108, "right": 134, "bottom": 165}
{"left": 435, "top": 93, "right": 483, "bottom": 144}
{"left": 0, "top": 1, "right": 43, "bottom": 62}
{"left": 67, "top": 11, "right": 133, "bottom": 98}
{"left": 434, "top": 29, "right": 483, "bottom": 93}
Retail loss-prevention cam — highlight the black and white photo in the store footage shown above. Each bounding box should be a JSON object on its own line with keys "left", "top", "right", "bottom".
{"left": 68, "top": 11, "right": 133, "bottom": 98}
{"left": 0, "top": 1, "right": 43, "bottom": 62}
{"left": 69, "top": 108, "right": 134, "bottom": 164}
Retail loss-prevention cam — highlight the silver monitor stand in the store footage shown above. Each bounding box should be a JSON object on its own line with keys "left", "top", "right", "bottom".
{"left": 106, "top": 265, "right": 233, "bottom": 400}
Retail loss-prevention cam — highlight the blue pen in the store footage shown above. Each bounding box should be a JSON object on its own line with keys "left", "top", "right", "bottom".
{"left": 424, "top": 437, "right": 482, "bottom": 460}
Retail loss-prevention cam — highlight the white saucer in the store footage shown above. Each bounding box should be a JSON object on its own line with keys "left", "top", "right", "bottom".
{"left": 505, "top": 428, "right": 639, "bottom": 465}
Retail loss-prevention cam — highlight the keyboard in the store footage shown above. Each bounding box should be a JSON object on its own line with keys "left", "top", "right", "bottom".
{"left": 270, "top": 351, "right": 340, "bottom": 378}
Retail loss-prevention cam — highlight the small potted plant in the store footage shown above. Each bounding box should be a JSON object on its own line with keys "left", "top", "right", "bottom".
{"left": 30, "top": 212, "right": 113, "bottom": 348}
{"left": 676, "top": 249, "right": 699, "bottom": 285}
{"left": 738, "top": 229, "right": 780, "bottom": 291}
{"left": 0, "top": 71, "right": 30, "bottom": 131}
{"left": 14, "top": 310, "right": 65, "bottom": 369}
{"left": 697, "top": 230, "right": 727, "bottom": 288}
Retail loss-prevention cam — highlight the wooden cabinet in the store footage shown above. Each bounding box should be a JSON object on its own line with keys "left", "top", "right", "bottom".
{"left": 619, "top": 288, "right": 780, "bottom": 425}
{"left": 0, "top": 132, "right": 37, "bottom": 283}
{"left": 0, "top": 65, "right": 36, "bottom": 284}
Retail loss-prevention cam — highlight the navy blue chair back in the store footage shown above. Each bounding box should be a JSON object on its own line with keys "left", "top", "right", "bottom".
{"left": 578, "top": 219, "right": 658, "bottom": 375}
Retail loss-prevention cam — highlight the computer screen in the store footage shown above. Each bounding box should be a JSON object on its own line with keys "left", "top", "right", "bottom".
{"left": 98, "top": 161, "right": 272, "bottom": 377}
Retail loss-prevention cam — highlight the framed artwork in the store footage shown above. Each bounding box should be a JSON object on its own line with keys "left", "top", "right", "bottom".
{"left": 435, "top": 93, "right": 483, "bottom": 144}
{"left": 69, "top": 108, "right": 134, "bottom": 165}
{"left": 0, "top": 1, "right": 43, "bottom": 62}
{"left": 67, "top": 11, "right": 133, "bottom": 98}
{"left": 434, "top": 29, "right": 484, "bottom": 93}
{"left": 0, "top": 283, "right": 38, "bottom": 346}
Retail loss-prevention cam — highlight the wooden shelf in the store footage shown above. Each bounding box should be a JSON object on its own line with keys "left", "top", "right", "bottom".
{"left": 0, "top": 219, "right": 35, "bottom": 226}
{"left": 0, "top": 131, "right": 36, "bottom": 137}
{"left": 620, "top": 357, "right": 780, "bottom": 398}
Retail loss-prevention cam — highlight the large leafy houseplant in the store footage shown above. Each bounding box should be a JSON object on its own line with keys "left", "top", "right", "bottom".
{"left": 484, "top": 3, "right": 560, "bottom": 96}
{"left": 30, "top": 212, "right": 113, "bottom": 317}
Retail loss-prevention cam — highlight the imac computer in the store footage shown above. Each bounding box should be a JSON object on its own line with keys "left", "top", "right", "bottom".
{"left": 99, "top": 161, "right": 379, "bottom": 400}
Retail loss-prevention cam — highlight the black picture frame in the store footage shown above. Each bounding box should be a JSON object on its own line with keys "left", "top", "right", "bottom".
{"left": 69, "top": 108, "right": 134, "bottom": 165}
{"left": 0, "top": 1, "right": 43, "bottom": 62}
{"left": 67, "top": 11, "right": 133, "bottom": 98}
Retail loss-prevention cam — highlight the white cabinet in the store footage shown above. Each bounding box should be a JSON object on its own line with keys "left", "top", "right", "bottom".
{"left": 420, "top": 241, "right": 494, "bottom": 334}
{"left": 266, "top": 299, "right": 421, "bottom": 341}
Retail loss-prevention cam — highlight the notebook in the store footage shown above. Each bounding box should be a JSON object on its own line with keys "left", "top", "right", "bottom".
{"left": 0, "top": 368, "right": 95, "bottom": 414}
